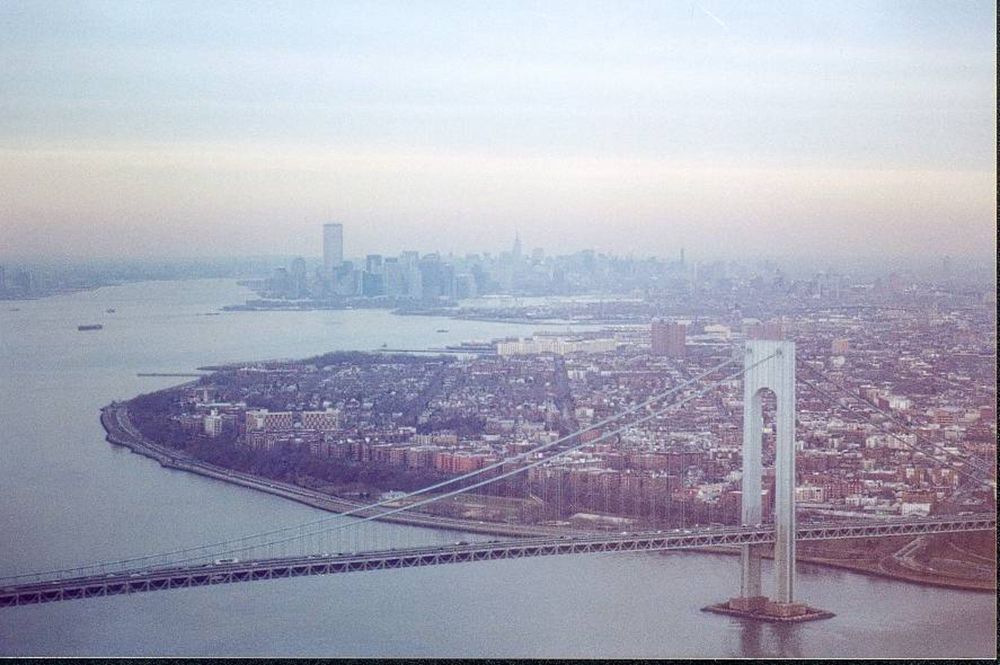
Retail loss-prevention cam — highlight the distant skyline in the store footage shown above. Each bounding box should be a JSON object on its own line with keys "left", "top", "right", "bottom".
{"left": 1, "top": 1, "right": 995, "bottom": 261}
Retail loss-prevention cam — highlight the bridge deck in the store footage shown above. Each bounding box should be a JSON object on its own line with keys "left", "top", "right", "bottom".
{"left": 1, "top": 515, "right": 993, "bottom": 608}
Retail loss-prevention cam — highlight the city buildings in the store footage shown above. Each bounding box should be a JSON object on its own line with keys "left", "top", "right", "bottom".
{"left": 141, "top": 223, "right": 996, "bottom": 531}
{"left": 651, "top": 320, "right": 687, "bottom": 357}
{"left": 323, "top": 222, "right": 344, "bottom": 285}
{"left": 143, "top": 279, "right": 997, "bottom": 531}
{"left": 239, "top": 223, "right": 997, "bottom": 323}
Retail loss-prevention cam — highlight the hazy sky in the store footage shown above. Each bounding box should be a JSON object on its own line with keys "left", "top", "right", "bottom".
{"left": 1, "top": 1, "right": 995, "bottom": 262}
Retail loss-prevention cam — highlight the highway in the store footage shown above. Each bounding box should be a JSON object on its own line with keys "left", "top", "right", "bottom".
{"left": 101, "top": 403, "right": 584, "bottom": 539}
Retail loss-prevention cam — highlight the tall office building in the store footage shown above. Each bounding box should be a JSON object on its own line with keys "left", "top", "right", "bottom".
{"left": 400, "top": 251, "right": 423, "bottom": 299}
{"left": 383, "top": 258, "right": 405, "bottom": 297}
{"left": 419, "top": 254, "right": 445, "bottom": 298}
{"left": 365, "top": 254, "right": 383, "bottom": 274}
{"left": 651, "top": 319, "right": 686, "bottom": 357}
{"left": 289, "top": 257, "right": 307, "bottom": 298}
{"left": 323, "top": 223, "right": 343, "bottom": 278}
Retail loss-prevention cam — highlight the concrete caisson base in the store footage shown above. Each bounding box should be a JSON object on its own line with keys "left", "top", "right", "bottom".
{"left": 701, "top": 598, "right": 835, "bottom": 623}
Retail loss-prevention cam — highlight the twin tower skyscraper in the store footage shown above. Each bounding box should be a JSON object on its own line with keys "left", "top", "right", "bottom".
{"left": 323, "top": 223, "right": 344, "bottom": 281}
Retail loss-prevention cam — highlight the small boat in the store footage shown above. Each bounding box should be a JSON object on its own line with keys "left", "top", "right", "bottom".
{"left": 381, "top": 342, "right": 388, "bottom": 348}
{"left": 105, "top": 308, "right": 116, "bottom": 313}
{"left": 436, "top": 329, "right": 449, "bottom": 333}
{"left": 77, "top": 324, "right": 103, "bottom": 331}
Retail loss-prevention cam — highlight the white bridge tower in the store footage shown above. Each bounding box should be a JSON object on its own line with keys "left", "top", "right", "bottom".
{"left": 727, "top": 339, "right": 813, "bottom": 619}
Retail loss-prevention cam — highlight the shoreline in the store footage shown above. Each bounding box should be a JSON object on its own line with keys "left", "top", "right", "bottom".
{"left": 2, "top": 283, "right": 111, "bottom": 302}
{"left": 693, "top": 545, "right": 995, "bottom": 593}
{"left": 101, "top": 400, "right": 995, "bottom": 592}
{"left": 221, "top": 302, "right": 620, "bottom": 326}
{"left": 101, "top": 402, "right": 581, "bottom": 540}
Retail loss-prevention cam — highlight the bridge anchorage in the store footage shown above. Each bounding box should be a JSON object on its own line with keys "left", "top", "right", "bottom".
{"left": 704, "top": 340, "right": 833, "bottom": 623}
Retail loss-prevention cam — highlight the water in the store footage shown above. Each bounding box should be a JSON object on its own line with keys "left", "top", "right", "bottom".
{"left": 0, "top": 279, "right": 994, "bottom": 657}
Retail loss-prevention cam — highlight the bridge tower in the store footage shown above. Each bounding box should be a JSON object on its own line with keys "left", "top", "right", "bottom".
{"left": 725, "top": 340, "right": 815, "bottom": 619}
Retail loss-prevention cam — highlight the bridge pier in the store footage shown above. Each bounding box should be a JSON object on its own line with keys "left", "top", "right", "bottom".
{"left": 739, "top": 543, "right": 763, "bottom": 598}
{"left": 706, "top": 341, "right": 832, "bottom": 622}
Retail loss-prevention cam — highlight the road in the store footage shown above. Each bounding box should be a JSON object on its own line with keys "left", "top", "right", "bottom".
{"left": 102, "top": 403, "right": 585, "bottom": 539}
{"left": 2, "top": 514, "right": 993, "bottom": 609}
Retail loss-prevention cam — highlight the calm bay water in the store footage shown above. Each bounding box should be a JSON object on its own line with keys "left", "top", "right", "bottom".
{"left": 0, "top": 279, "right": 994, "bottom": 657}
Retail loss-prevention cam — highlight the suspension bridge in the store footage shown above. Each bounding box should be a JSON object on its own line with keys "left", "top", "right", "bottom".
{"left": 2, "top": 341, "right": 994, "bottom": 618}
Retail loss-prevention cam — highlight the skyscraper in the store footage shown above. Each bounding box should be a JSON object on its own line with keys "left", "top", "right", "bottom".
{"left": 651, "top": 319, "right": 686, "bottom": 357}
{"left": 290, "top": 257, "right": 307, "bottom": 298}
{"left": 323, "top": 223, "right": 343, "bottom": 279}
{"left": 383, "top": 257, "right": 404, "bottom": 297}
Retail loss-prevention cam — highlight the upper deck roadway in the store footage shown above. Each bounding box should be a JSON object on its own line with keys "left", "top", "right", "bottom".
{"left": 2, "top": 513, "right": 993, "bottom": 608}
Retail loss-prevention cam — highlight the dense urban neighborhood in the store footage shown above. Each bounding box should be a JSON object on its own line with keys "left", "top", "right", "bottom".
{"left": 128, "top": 291, "right": 996, "bottom": 536}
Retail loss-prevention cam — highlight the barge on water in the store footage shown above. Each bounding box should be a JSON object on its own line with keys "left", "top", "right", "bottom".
{"left": 77, "top": 324, "right": 103, "bottom": 331}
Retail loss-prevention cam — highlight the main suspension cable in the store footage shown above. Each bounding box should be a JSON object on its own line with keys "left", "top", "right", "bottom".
{"left": 5, "top": 354, "right": 740, "bottom": 582}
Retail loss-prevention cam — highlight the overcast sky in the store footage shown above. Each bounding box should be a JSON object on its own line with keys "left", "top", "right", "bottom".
{"left": 1, "top": 0, "right": 995, "bottom": 262}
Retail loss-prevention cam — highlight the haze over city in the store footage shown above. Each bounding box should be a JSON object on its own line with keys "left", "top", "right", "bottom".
{"left": 1, "top": 0, "right": 996, "bottom": 262}
{"left": 0, "top": 1, "right": 996, "bottom": 659}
